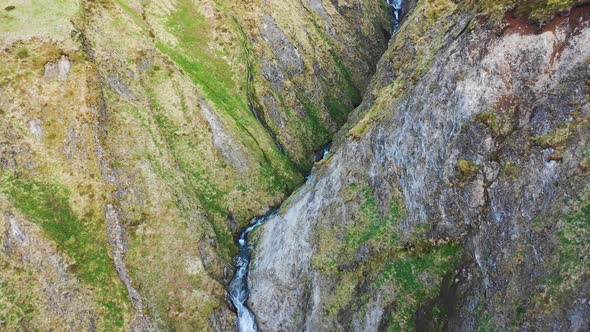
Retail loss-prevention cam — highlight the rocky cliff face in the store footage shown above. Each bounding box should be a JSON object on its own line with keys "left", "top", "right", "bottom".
{"left": 0, "top": 0, "right": 389, "bottom": 330}
{"left": 250, "top": 1, "right": 590, "bottom": 330}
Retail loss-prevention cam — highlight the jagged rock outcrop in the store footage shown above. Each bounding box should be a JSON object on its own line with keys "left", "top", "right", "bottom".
{"left": 250, "top": 1, "right": 590, "bottom": 330}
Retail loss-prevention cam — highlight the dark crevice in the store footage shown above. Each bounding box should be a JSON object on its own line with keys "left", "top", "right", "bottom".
{"left": 231, "top": 16, "right": 286, "bottom": 155}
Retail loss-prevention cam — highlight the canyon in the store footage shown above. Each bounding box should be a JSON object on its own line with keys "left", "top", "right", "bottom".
{"left": 1, "top": 0, "right": 590, "bottom": 331}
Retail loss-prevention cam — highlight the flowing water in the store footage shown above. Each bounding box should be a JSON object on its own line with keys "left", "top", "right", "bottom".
{"left": 389, "top": 0, "right": 403, "bottom": 33}
{"left": 228, "top": 210, "right": 277, "bottom": 332}
{"left": 228, "top": 143, "right": 331, "bottom": 332}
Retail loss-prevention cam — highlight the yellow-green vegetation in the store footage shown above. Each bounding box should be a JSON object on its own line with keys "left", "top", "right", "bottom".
{"left": 499, "top": 161, "right": 522, "bottom": 180}
{"left": 474, "top": 302, "right": 496, "bottom": 332}
{"left": 0, "top": 263, "right": 44, "bottom": 330}
{"left": 455, "top": 159, "right": 482, "bottom": 182}
{"left": 314, "top": 25, "right": 362, "bottom": 110}
{"left": 479, "top": 0, "right": 589, "bottom": 23}
{"left": 530, "top": 126, "right": 573, "bottom": 150}
{"left": 312, "top": 185, "right": 403, "bottom": 275}
{"left": 473, "top": 111, "right": 515, "bottom": 137}
{"left": 157, "top": 0, "right": 249, "bottom": 132}
{"left": 0, "top": 28, "right": 141, "bottom": 327}
{"left": 529, "top": 115, "right": 590, "bottom": 160}
{"left": 349, "top": 80, "right": 406, "bottom": 138}
{"left": 0, "top": 213, "right": 97, "bottom": 331}
{"left": 312, "top": 184, "right": 462, "bottom": 329}
{"left": 0, "top": 176, "right": 130, "bottom": 330}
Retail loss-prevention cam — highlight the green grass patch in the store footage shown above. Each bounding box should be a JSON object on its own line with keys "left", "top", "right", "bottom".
{"left": 1, "top": 175, "right": 129, "bottom": 330}
{"left": 329, "top": 49, "right": 361, "bottom": 105}
{"left": 344, "top": 188, "right": 402, "bottom": 250}
{"left": 380, "top": 242, "right": 462, "bottom": 331}
{"left": 156, "top": 0, "right": 255, "bottom": 135}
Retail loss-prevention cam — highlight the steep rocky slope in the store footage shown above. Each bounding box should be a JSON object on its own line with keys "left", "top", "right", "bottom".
{"left": 0, "top": 0, "right": 390, "bottom": 330}
{"left": 250, "top": 0, "right": 590, "bottom": 330}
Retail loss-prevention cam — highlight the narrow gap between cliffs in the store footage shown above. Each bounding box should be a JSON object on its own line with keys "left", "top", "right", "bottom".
{"left": 226, "top": 3, "right": 404, "bottom": 330}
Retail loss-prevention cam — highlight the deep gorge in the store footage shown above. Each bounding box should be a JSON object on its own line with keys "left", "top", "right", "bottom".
{"left": 1, "top": 0, "right": 590, "bottom": 331}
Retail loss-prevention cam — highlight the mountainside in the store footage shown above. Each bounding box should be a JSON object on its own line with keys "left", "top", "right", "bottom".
{"left": 249, "top": 0, "right": 590, "bottom": 331}
{"left": 0, "top": 0, "right": 389, "bottom": 330}
{"left": 3, "top": 0, "right": 590, "bottom": 331}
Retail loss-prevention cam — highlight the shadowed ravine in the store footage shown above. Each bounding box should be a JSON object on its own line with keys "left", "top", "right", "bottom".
{"left": 227, "top": 2, "right": 404, "bottom": 329}
{"left": 232, "top": 15, "right": 286, "bottom": 155}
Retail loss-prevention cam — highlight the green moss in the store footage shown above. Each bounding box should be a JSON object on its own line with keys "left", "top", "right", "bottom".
{"left": 312, "top": 21, "right": 361, "bottom": 107}
{"left": 380, "top": 243, "right": 462, "bottom": 330}
{"left": 0, "top": 268, "right": 40, "bottom": 330}
{"left": 312, "top": 184, "right": 462, "bottom": 329}
{"left": 330, "top": 49, "right": 362, "bottom": 105}
{"left": 313, "top": 186, "right": 404, "bottom": 276}
{"left": 499, "top": 161, "right": 522, "bottom": 180}
{"left": 527, "top": 197, "right": 590, "bottom": 316}
{"left": 344, "top": 189, "right": 402, "bottom": 250}
{"left": 455, "top": 159, "right": 481, "bottom": 182}
{"left": 474, "top": 112, "right": 501, "bottom": 135}
{"left": 348, "top": 80, "right": 406, "bottom": 138}
{"left": 454, "top": 71, "right": 466, "bottom": 82}
{"left": 15, "top": 46, "right": 29, "bottom": 59}
{"left": 295, "top": 92, "right": 332, "bottom": 144}
{"left": 558, "top": 204, "right": 590, "bottom": 271}
{"left": 476, "top": 314, "right": 495, "bottom": 332}
{"left": 530, "top": 126, "right": 571, "bottom": 150}
{"left": 1, "top": 175, "right": 130, "bottom": 330}
{"left": 258, "top": 161, "right": 298, "bottom": 196}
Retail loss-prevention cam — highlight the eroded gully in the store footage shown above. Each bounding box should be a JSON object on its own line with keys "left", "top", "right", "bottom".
{"left": 227, "top": 3, "right": 403, "bottom": 330}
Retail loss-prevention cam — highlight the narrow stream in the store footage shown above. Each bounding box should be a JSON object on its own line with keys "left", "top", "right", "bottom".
{"left": 227, "top": 1, "right": 403, "bottom": 327}
{"left": 228, "top": 144, "right": 331, "bottom": 332}
{"left": 228, "top": 210, "right": 277, "bottom": 332}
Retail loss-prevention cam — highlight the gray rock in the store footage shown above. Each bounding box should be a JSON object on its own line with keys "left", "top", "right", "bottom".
{"left": 250, "top": 6, "right": 590, "bottom": 331}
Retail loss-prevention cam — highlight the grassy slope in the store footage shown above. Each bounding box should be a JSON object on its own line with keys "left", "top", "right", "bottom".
{"left": 1, "top": 177, "right": 130, "bottom": 330}
{"left": 0, "top": 0, "right": 387, "bottom": 329}
{"left": 0, "top": 32, "right": 133, "bottom": 329}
